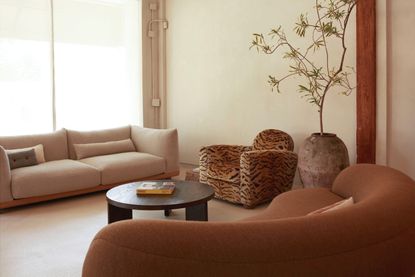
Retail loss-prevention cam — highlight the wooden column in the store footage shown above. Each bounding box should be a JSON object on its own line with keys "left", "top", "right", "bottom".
{"left": 356, "top": 0, "right": 377, "bottom": 163}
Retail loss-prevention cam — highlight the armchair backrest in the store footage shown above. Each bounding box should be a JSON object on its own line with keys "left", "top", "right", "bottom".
{"left": 252, "top": 129, "right": 294, "bottom": 151}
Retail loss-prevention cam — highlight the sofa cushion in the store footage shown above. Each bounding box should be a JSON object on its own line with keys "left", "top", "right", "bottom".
{"left": 241, "top": 188, "right": 344, "bottom": 221}
{"left": 0, "top": 129, "right": 68, "bottom": 161}
{"left": 80, "top": 152, "right": 166, "bottom": 185}
{"left": 308, "top": 196, "right": 354, "bottom": 215}
{"left": 66, "top": 126, "right": 131, "bottom": 160}
{"left": 74, "top": 139, "right": 136, "bottom": 160}
{"left": 6, "top": 144, "right": 46, "bottom": 164}
{"left": 11, "top": 160, "right": 101, "bottom": 199}
{"left": 7, "top": 149, "right": 38, "bottom": 169}
{"left": 206, "top": 161, "right": 240, "bottom": 183}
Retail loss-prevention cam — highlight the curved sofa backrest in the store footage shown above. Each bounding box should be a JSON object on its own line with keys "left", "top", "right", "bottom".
{"left": 0, "top": 129, "right": 68, "bottom": 162}
{"left": 83, "top": 164, "right": 415, "bottom": 276}
{"left": 332, "top": 164, "right": 415, "bottom": 203}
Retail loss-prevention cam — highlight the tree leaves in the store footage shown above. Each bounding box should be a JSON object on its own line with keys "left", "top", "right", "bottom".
{"left": 250, "top": 0, "right": 357, "bottom": 131}
{"left": 320, "top": 21, "right": 341, "bottom": 37}
{"left": 294, "top": 14, "right": 309, "bottom": 37}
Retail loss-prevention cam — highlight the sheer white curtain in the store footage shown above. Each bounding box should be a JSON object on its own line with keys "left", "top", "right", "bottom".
{"left": 54, "top": 0, "right": 142, "bottom": 130}
{"left": 0, "top": 0, "right": 142, "bottom": 135}
{"left": 0, "top": 0, "right": 53, "bottom": 135}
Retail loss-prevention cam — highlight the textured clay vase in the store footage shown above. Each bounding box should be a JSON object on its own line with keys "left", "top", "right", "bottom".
{"left": 298, "top": 133, "right": 349, "bottom": 188}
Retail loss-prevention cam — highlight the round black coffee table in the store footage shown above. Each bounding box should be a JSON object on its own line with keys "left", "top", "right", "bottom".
{"left": 106, "top": 180, "right": 215, "bottom": 224}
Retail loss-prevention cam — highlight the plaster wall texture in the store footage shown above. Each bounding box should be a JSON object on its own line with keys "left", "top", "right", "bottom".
{"left": 382, "top": 0, "right": 415, "bottom": 179}
{"left": 166, "top": 0, "right": 357, "bottom": 170}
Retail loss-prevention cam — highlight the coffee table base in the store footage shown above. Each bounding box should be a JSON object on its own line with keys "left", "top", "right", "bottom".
{"left": 108, "top": 203, "right": 209, "bottom": 224}
{"left": 185, "top": 202, "right": 208, "bottom": 221}
{"left": 164, "top": 209, "right": 172, "bottom": 217}
{"left": 108, "top": 203, "right": 132, "bottom": 223}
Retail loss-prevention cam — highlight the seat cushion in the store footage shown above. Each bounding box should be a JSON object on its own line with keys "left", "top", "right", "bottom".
{"left": 241, "top": 188, "right": 344, "bottom": 221}
{"left": 206, "top": 161, "right": 240, "bottom": 183}
{"left": 11, "top": 160, "right": 101, "bottom": 199}
{"left": 80, "top": 152, "right": 166, "bottom": 185}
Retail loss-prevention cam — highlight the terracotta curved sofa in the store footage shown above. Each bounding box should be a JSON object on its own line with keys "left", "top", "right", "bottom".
{"left": 0, "top": 126, "right": 179, "bottom": 209}
{"left": 82, "top": 164, "right": 415, "bottom": 277}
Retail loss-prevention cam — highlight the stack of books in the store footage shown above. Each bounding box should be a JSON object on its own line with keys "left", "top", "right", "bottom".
{"left": 136, "top": 181, "right": 176, "bottom": 195}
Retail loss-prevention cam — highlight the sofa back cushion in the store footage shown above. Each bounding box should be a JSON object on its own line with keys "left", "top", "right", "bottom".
{"left": 0, "top": 129, "right": 68, "bottom": 162}
{"left": 66, "top": 126, "right": 131, "bottom": 160}
{"left": 307, "top": 197, "right": 354, "bottom": 215}
{"left": 73, "top": 139, "right": 136, "bottom": 160}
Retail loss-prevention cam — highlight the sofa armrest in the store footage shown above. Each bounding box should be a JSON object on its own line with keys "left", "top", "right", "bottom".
{"left": 240, "top": 150, "right": 298, "bottom": 207}
{"left": 0, "top": 145, "right": 13, "bottom": 202}
{"left": 130, "top": 126, "right": 179, "bottom": 173}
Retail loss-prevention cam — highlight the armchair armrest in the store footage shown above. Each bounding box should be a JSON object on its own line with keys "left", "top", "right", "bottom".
{"left": 240, "top": 150, "right": 298, "bottom": 207}
{"left": 0, "top": 145, "right": 13, "bottom": 202}
{"left": 130, "top": 126, "right": 179, "bottom": 173}
{"left": 199, "top": 145, "right": 252, "bottom": 182}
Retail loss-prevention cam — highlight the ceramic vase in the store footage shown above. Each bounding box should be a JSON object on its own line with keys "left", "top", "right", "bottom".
{"left": 298, "top": 133, "right": 349, "bottom": 188}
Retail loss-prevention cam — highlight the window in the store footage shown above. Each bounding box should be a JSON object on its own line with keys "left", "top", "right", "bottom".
{"left": 0, "top": 0, "right": 142, "bottom": 135}
{"left": 0, "top": 0, "right": 53, "bottom": 135}
{"left": 54, "top": 0, "right": 142, "bottom": 130}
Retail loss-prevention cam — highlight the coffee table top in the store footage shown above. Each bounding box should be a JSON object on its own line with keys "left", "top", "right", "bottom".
{"left": 106, "top": 180, "right": 215, "bottom": 210}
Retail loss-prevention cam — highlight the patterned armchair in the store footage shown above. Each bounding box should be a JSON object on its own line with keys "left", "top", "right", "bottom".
{"left": 199, "top": 129, "right": 298, "bottom": 208}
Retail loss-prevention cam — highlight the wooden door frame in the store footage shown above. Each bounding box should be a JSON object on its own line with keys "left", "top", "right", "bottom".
{"left": 356, "top": 0, "right": 376, "bottom": 163}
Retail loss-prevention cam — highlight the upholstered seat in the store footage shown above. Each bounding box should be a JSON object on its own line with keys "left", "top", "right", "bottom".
{"left": 206, "top": 160, "right": 240, "bottom": 183}
{"left": 199, "top": 129, "right": 298, "bottom": 208}
{"left": 80, "top": 152, "right": 166, "bottom": 185}
{"left": 11, "top": 160, "right": 100, "bottom": 199}
{"left": 240, "top": 188, "right": 344, "bottom": 221}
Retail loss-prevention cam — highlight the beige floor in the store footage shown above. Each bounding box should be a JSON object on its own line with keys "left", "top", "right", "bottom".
{"left": 0, "top": 165, "right": 267, "bottom": 277}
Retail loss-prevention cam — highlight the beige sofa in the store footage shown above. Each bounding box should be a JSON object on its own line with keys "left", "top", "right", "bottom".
{"left": 0, "top": 126, "right": 179, "bottom": 209}
{"left": 82, "top": 164, "right": 415, "bottom": 277}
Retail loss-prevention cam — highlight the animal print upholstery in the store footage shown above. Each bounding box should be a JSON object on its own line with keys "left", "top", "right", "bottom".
{"left": 199, "top": 145, "right": 252, "bottom": 183}
{"left": 253, "top": 129, "right": 294, "bottom": 151}
{"left": 240, "top": 150, "right": 298, "bottom": 207}
{"left": 199, "top": 130, "right": 298, "bottom": 208}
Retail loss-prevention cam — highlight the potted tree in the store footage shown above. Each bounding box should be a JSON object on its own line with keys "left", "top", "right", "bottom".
{"left": 251, "top": 0, "right": 356, "bottom": 187}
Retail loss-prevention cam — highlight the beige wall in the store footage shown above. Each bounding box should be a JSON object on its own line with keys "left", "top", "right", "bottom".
{"left": 166, "top": 0, "right": 357, "bottom": 166}
{"left": 377, "top": 0, "right": 415, "bottom": 179}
